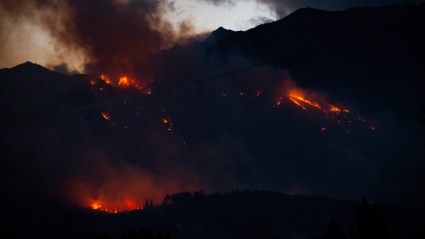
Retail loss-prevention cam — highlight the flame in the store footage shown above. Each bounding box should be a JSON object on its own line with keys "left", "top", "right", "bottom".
{"left": 89, "top": 198, "right": 139, "bottom": 213}
{"left": 99, "top": 73, "right": 145, "bottom": 90}
{"left": 118, "top": 76, "right": 130, "bottom": 87}
{"left": 100, "top": 74, "right": 112, "bottom": 85}
{"left": 284, "top": 88, "right": 349, "bottom": 114}
{"left": 289, "top": 91, "right": 322, "bottom": 111}
{"left": 91, "top": 202, "right": 102, "bottom": 210}
{"left": 101, "top": 112, "right": 111, "bottom": 121}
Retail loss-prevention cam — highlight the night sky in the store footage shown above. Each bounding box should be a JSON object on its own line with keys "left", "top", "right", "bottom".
{"left": 0, "top": 1, "right": 424, "bottom": 237}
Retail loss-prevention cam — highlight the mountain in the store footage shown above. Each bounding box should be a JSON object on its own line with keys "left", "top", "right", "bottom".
{"left": 1, "top": 3, "right": 425, "bottom": 239}
{"left": 158, "top": 3, "right": 425, "bottom": 113}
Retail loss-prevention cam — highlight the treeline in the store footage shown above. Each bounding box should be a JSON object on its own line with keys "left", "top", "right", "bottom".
{"left": 95, "top": 191, "right": 394, "bottom": 239}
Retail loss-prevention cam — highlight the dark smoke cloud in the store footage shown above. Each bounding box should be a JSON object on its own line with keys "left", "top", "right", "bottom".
{"left": 0, "top": 0, "right": 87, "bottom": 71}
{"left": 0, "top": 0, "right": 199, "bottom": 81}
{"left": 65, "top": 0, "right": 174, "bottom": 81}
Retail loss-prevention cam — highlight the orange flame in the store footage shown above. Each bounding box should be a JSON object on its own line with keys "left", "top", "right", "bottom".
{"left": 284, "top": 88, "right": 349, "bottom": 114}
{"left": 89, "top": 199, "right": 140, "bottom": 213}
{"left": 99, "top": 74, "right": 145, "bottom": 90}
{"left": 100, "top": 74, "right": 112, "bottom": 85}
{"left": 289, "top": 91, "right": 322, "bottom": 111}
{"left": 101, "top": 112, "right": 111, "bottom": 121}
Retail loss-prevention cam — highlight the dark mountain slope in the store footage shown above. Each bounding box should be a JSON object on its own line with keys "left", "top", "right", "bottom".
{"left": 200, "top": 4, "right": 425, "bottom": 113}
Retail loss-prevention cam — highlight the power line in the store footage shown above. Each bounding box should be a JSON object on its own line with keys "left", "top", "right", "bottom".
{"left": 0, "top": 17, "right": 421, "bottom": 126}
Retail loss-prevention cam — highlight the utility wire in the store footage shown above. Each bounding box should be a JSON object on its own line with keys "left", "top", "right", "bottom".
{"left": 0, "top": 16, "right": 421, "bottom": 206}
{"left": 0, "top": 17, "right": 421, "bottom": 126}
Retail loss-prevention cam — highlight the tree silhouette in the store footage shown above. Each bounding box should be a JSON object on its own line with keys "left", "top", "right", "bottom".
{"left": 353, "top": 198, "right": 389, "bottom": 239}
{"left": 323, "top": 220, "right": 345, "bottom": 239}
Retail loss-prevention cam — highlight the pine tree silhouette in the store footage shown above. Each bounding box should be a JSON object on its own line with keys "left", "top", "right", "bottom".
{"left": 354, "top": 198, "right": 389, "bottom": 239}
{"left": 323, "top": 220, "right": 345, "bottom": 239}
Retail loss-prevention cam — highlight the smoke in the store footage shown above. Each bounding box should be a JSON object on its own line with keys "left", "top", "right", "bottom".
{"left": 0, "top": 0, "right": 200, "bottom": 80}
{"left": 0, "top": 0, "right": 88, "bottom": 72}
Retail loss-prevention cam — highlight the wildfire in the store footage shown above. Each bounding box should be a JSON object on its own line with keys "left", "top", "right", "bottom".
{"left": 101, "top": 112, "right": 111, "bottom": 121}
{"left": 289, "top": 93, "right": 321, "bottom": 111}
{"left": 89, "top": 198, "right": 142, "bottom": 213}
{"left": 285, "top": 89, "right": 349, "bottom": 114}
{"left": 161, "top": 117, "right": 173, "bottom": 132}
{"left": 99, "top": 74, "right": 145, "bottom": 90}
{"left": 100, "top": 74, "right": 112, "bottom": 85}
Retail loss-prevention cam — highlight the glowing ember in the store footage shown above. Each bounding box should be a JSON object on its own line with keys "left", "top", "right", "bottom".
{"left": 161, "top": 117, "right": 173, "bottom": 132}
{"left": 100, "top": 74, "right": 112, "bottom": 85}
{"left": 144, "top": 88, "right": 153, "bottom": 95}
{"left": 275, "top": 97, "right": 283, "bottom": 107}
{"left": 101, "top": 112, "right": 111, "bottom": 121}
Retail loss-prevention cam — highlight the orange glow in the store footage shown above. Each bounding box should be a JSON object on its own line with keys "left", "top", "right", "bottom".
{"left": 99, "top": 74, "right": 146, "bottom": 90}
{"left": 288, "top": 95, "right": 307, "bottom": 111}
{"left": 101, "top": 112, "right": 111, "bottom": 121}
{"left": 118, "top": 76, "right": 130, "bottom": 87}
{"left": 275, "top": 97, "right": 283, "bottom": 107}
{"left": 330, "top": 106, "right": 341, "bottom": 112}
{"left": 161, "top": 117, "right": 173, "bottom": 132}
{"left": 285, "top": 89, "right": 349, "bottom": 114}
{"left": 88, "top": 197, "right": 142, "bottom": 213}
{"left": 144, "top": 88, "right": 153, "bottom": 95}
{"left": 91, "top": 202, "right": 102, "bottom": 210}
{"left": 289, "top": 92, "right": 322, "bottom": 111}
{"left": 100, "top": 74, "right": 112, "bottom": 85}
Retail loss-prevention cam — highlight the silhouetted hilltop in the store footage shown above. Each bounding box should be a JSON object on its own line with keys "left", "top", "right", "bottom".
{"left": 204, "top": 26, "right": 236, "bottom": 42}
{"left": 160, "top": 3, "right": 424, "bottom": 114}
{"left": 83, "top": 191, "right": 424, "bottom": 239}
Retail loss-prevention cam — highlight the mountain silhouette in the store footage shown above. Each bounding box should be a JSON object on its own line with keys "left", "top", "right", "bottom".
{"left": 1, "top": 3, "right": 425, "bottom": 239}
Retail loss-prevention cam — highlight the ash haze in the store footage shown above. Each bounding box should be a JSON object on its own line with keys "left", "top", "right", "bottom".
{"left": 0, "top": 0, "right": 422, "bottom": 73}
